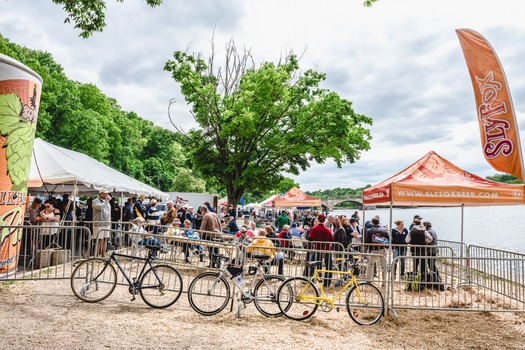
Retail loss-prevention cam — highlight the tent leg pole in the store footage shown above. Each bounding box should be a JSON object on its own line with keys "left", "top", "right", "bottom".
{"left": 460, "top": 204, "right": 464, "bottom": 258}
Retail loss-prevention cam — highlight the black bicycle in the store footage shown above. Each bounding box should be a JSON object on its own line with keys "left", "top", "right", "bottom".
{"left": 70, "top": 245, "right": 182, "bottom": 309}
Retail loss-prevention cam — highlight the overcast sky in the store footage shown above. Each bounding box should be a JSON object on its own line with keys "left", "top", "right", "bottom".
{"left": 2, "top": 0, "right": 525, "bottom": 192}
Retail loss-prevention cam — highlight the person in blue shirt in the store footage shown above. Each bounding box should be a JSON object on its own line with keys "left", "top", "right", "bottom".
{"left": 227, "top": 216, "right": 239, "bottom": 234}
{"left": 289, "top": 222, "right": 302, "bottom": 237}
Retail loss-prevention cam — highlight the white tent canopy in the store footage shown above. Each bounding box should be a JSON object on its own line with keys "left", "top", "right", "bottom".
{"left": 29, "top": 138, "right": 169, "bottom": 199}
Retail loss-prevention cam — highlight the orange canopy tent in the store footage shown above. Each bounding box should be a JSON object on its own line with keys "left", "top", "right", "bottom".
{"left": 272, "top": 186, "right": 322, "bottom": 208}
{"left": 362, "top": 151, "right": 525, "bottom": 254}
{"left": 363, "top": 151, "right": 525, "bottom": 207}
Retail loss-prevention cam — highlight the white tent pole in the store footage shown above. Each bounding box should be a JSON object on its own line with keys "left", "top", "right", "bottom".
{"left": 460, "top": 204, "right": 465, "bottom": 257}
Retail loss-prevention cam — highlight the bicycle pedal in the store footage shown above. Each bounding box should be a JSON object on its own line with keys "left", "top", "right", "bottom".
{"left": 336, "top": 307, "right": 340, "bottom": 313}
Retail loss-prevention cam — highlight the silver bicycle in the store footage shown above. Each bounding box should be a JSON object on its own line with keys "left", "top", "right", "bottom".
{"left": 187, "top": 253, "right": 290, "bottom": 317}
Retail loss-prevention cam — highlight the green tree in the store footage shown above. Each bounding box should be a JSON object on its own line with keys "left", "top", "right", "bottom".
{"left": 172, "top": 167, "right": 206, "bottom": 192}
{"left": 164, "top": 40, "right": 372, "bottom": 210}
{"left": 486, "top": 173, "right": 521, "bottom": 184}
{"left": 1, "top": 34, "right": 201, "bottom": 192}
{"left": 52, "top": 0, "right": 163, "bottom": 38}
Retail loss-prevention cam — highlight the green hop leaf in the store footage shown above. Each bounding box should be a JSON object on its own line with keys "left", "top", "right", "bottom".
{"left": 5, "top": 122, "right": 35, "bottom": 192}
{"left": 0, "top": 93, "right": 22, "bottom": 134}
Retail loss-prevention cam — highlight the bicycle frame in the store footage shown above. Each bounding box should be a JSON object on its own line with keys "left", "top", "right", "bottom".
{"left": 97, "top": 250, "right": 159, "bottom": 289}
{"left": 218, "top": 261, "right": 268, "bottom": 296}
{"left": 297, "top": 269, "right": 359, "bottom": 308}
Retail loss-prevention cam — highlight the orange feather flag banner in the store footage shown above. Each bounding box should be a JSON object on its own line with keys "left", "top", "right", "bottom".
{"left": 456, "top": 28, "right": 524, "bottom": 183}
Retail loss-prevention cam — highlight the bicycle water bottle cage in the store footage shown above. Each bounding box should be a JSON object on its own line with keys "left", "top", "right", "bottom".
{"left": 248, "top": 266, "right": 258, "bottom": 275}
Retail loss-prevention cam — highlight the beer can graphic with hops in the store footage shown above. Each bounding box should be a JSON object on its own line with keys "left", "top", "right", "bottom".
{"left": 0, "top": 53, "right": 42, "bottom": 274}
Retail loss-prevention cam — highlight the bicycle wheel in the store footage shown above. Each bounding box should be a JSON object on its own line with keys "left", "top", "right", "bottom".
{"left": 277, "top": 276, "right": 319, "bottom": 321}
{"left": 140, "top": 264, "right": 183, "bottom": 309}
{"left": 253, "top": 275, "right": 286, "bottom": 317}
{"left": 70, "top": 258, "right": 117, "bottom": 303}
{"left": 188, "top": 272, "right": 231, "bottom": 316}
{"left": 346, "top": 282, "right": 384, "bottom": 325}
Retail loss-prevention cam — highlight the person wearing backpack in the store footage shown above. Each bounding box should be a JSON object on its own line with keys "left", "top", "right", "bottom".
{"left": 406, "top": 223, "right": 433, "bottom": 277}
{"left": 423, "top": 221, "right": 442, "bottom": 281}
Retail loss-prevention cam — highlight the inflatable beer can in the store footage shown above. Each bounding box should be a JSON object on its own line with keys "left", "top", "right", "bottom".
{"left": 0, "top": 53, "right": 42, "bottom": 274}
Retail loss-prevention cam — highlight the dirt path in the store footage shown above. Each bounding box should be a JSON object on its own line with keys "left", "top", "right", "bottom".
{"left": 1, "top": 279, "right": 524, "bottom": 350}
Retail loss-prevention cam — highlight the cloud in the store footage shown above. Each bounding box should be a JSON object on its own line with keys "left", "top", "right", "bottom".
{"left": 2, "top": 0, "right": 525, "bottom": 192}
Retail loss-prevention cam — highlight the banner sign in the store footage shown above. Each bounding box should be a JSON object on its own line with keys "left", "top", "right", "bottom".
{"left": 456, "top": 28, "right": 524, "bottom": 183}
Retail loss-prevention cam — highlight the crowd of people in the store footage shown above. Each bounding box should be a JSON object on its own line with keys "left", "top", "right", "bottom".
{"left": 27, "top": 192, "right": 441, "bottom": 285}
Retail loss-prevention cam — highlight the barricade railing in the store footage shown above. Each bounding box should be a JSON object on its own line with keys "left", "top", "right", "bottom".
{"left": 389, "top": 256, "right": 525, "bottom": 312}
{"left": 440, "top": 239, "right": 467, "bottom": 257}
{"left": 0, "top": 224, "right": 91, "bottom": 280}
{"left": 2, "top": 223, "right": 524, "bottom": 316}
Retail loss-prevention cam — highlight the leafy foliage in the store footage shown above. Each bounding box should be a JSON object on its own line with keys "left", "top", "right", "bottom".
{"left": 0, "top": 33, "right": 204, "bottom": 193}
{"left": 52, "top": 0, "right": 163, "bottom": 38}
{"left": 165, "top": 40, "right": 373, "bottom": 208}
{"left": 486, "top": 173, "right": 522, "bottom": 184}
{"left": 0, "top": 93, "right": 36, "bottom": 192}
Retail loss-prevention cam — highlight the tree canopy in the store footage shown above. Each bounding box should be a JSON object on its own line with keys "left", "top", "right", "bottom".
{"left": 164, "top": 40, "right": 373, "bottom": 209}
{"left": 0, "top": 33, "right": 196, "bottom": 193}
{"left": 52, "top": 0, "right": 163, "bottom": 38}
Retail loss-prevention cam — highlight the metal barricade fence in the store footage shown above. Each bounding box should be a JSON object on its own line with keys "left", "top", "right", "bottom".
{"left": 389, "top": 255, "right": 525, "bottom": 312}
{"left": 2, "top": 223, "right": 524, "bottom": 316}
{"left": 0, "top": 224, "right": 91, "bottom": 280}
{"left": 96, "top": 227, "right": 242, "bottom": 294}
{"left": 440, "top": 239, "right": 467, "bottom": 257}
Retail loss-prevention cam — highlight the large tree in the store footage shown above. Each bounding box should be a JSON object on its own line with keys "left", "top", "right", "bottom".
{"left": 164, "top": 40, "right": 373, "bottom": 209}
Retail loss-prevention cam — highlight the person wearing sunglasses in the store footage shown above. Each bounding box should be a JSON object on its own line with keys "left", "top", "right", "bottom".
{"left": 36, "top": 199, "right": 61, "bottom": 248}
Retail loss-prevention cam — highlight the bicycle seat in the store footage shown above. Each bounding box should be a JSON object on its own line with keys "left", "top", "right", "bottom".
{"left": 145, "top": 244, "right": 161, "bottom": 252}
{"left": 213, "top": 253, "right": 230, "bottom": 261}
{"left": 252, "top": 254, "right": 270, "bottom": 260}
{"left": 307, "top": 261, "right": 323, "bottom": 268}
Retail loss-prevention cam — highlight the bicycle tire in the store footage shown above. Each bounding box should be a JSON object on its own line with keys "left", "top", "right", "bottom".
{"left": 70, "top": 258, "right": 117, "bottom": 303}
{"left": 253, "top": 275, "right": 286, "bottom": 317}
{"left": 346, "top": 282, "right": 384, "bottom": 325}
{"left": 140, "top": 264, "right": 183, "bottom": 309}
{"left": 277, "top": 276, "right": 319, "bottom": 321}
{"left": 188, "top": 272, "right": 231, "bottom": 316}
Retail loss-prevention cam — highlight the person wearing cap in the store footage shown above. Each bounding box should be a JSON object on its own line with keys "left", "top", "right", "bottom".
{"left": 165, "top": 218, "right": 182, "bottom": 244}
{"left": 364, "top": 216, "right": 389, "bottom": 283}
{"left": 289, "top": 222, "right": 301, "bottom": 238}
{"left": 234, "top": 226, "right": 253, "bottom": 247}
{"left": 409, "top": 214, "right": 423, "bottom": 230}
{"left": 406, "top": 221, "right": 433, "bottom": 276}
{"left": 132, "top": 217, "right": 162, "bottom": 258}
{"left": 92, "top": 189, "right": 112, "bottom": 257}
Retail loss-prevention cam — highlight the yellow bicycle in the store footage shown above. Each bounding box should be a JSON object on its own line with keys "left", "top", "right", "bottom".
{"left": 276, "top": 256, "right": 384, "bottom": 325}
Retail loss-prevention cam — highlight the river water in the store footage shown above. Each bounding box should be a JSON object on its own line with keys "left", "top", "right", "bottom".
{"left": 334, "top": 205, "right": 525, "bottom": 254}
